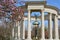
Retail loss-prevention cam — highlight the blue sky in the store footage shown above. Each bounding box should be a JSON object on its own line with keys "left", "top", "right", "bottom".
{"left": 47, "top": 0, "right": 60, "bottom": 9}
{"left": 16, "top": 0, "right": 60, "bottom": 9}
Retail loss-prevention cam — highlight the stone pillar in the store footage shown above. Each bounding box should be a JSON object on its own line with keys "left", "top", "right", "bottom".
{"left": 17, "top": 21, "right": 20, "bottom": 40}
{"left": 12, "top": 22, "right": 15, "bottom": 39}
{"left": 27, "top": 10, "right": 31, "bottom": 40}
{"left": 20, "top": 20, "right": 23, "bottom": 39}
{"left": 41, "top": 10, "right": 45, "bottom": 40}
{"left": 15, "top": 21, "right": 18, "bottom": 39}
{"left": 14, "top": 21, "right": 18, "bottom": 40}
{"left": 54, "top": 15, "right": 59, "bottom": 40}
{"left": 48, "top": 13, "right": 53, "bottom": 40}
{"left": 12, "top": 27, "right": 14, "bottom": 40}
{"left": 23, "top": 20, "right": 25, "bottom": 39}
{"left": 12, "top": 22, "right": 16, "bottom": 39}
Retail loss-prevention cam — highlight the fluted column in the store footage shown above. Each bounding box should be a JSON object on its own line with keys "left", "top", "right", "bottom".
{"left": 41, "top": 10, "right": 45, "bottom": 40}
{"left": 54, "top": 15, "right": 59, "bottom": 40}
{"left": 27, "top": 10, "right": 31, "bottom": 40}
{"left": 23, "top": 20, "right": 25, "bottom": 39}
{"left": 48, "top": 13, "right": 53, "bottom": 40}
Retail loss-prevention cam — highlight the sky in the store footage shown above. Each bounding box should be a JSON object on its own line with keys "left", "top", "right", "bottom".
{"left": 47, "top": 0, "right": 60, "bottom": 9}
{"left": 16, "top": 0, "right": 60, "bottom": 9}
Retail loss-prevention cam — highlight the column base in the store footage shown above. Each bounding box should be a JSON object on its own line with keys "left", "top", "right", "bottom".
{"left": 11, "top": 37, "right": 14, "bottom": 40}
{"left": 14, "top": 38, "right": 22, "bottom": 40}
{"left": 45, "top": 39, "right": 53, "bottom": 40}
{"left": 40, "top": 38, "right": 45, "bottom": 40}
{"left": 48, "top": 39, "right": 53, "bottom": 40}
{"left": 54, "top": 39, "right": 59, "bottom": 40}
{"left": 26, "top": 38, "right": 32, "bottom": 40}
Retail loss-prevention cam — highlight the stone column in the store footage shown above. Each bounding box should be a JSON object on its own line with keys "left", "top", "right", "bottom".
{"left": 41, "top": 10, "right": 45, "bottom": 40}
{"left": 48, "top": 13, "right": 53, "bottom": 40}
{"left": 14, "top": 21, "right": 18, "bottom": 40}
{"left": 12, "top": 22, "right": 16, "bottom": 39}
{"left": 23, "top": 20, "right": 25, "bottom": 39}
{"left": 54, "top": 15, "right": 59, "bottom": 40}
{"left": 27, "top": 10, "right": 31, "bottom": 40}
{"left": 12, "top": 27, "right": 14, "bottom": 40}
{"left": 12, "top": 22, "right": 15, "bottom": 39}
{"left": 20, "top": 20, "right": 23, "bottom": 39}
{"left": 17, "top": 21, "right": 20, "bottom": 40}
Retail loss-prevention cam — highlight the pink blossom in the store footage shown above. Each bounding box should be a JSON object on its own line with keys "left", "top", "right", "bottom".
{"left": 11, "top": 0, "right": 14, "bottom": 3}
{"left": 0, "top": 5, "right": 2, "bottom": 8}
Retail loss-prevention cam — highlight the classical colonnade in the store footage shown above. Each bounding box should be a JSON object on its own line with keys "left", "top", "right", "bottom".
{"left": 11, "top": 1, "right": 60, "bottom": 40}
{"left": 27, "top": 10, "right": 59, "bottom": 40}
{"left": 12, "top": 10, "right": 59, "bottom": 40}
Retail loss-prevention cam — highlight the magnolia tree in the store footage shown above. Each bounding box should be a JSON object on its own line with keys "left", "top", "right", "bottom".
{"left": 0, "top": 0, "right": 24, "bottom": 40}
{"left": 0, "top": 0, "right": 24, "bottom": 27}
{"left": 0, "top": 0, "right": 24, "bottom": 21}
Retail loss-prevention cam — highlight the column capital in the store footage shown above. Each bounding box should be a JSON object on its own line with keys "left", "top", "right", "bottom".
{"left": 48, "top": 13, "right": 52, "bottom": 15}
{"left": 56, "top": 15, "right": 58, "bottom": 17}
{"left": 54, "top": 14, "right": 58, "bottom": 17}
{"left": 40, "top": 9, "right": 44, "bottom": 13}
